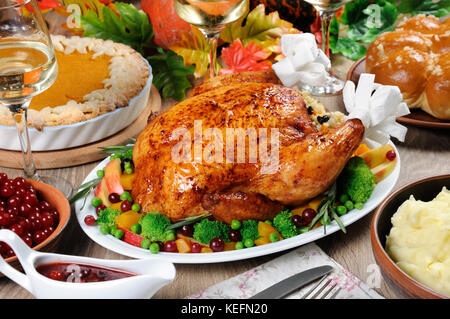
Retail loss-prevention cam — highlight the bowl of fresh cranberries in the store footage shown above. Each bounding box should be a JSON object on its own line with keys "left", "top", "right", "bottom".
{"left": 0, "top": 173, "right": 70, "bottom": 267}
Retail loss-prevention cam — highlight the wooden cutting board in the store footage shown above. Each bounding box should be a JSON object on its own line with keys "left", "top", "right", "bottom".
{"left": 0, "top": 85, "right": 162, "bottom": 169}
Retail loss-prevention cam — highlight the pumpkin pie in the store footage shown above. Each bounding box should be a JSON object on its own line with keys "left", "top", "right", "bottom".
{"left": 0, "top": 35, "right": 150, "bottom": 127}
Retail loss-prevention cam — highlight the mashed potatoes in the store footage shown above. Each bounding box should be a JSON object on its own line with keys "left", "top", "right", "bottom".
{"left": 386, "top": 187, "right": 450, "bottom": 297}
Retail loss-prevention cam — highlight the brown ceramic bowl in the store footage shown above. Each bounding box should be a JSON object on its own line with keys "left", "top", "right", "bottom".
{"left": 371, "top": 175, "right": 450, "bottom": 299}
{"left": 2, "top": 179, "right": 70, "bottom": 268}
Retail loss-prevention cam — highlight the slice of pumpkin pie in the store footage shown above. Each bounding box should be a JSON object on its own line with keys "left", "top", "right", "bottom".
{"left": 0, "top": 35, "right": 150, "bottom": 127}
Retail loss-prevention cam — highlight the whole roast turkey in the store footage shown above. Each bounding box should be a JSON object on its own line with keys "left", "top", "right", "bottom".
{"left": 132, "top": 71, "right": 364, "bottom": 223}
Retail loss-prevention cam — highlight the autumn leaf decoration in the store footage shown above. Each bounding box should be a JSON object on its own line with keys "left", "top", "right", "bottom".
{"left": 220, "top": 39, "right": 271, "bottom": 75}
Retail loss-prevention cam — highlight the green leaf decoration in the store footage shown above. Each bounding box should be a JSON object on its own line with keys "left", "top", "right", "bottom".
{"left": 397, "top": 0, "right": 450, "bottom": 17}
{"left": 148, "top": 50, "right": 195, "bottom": 101}
{"left": 81, "top": 2, "right": 153, "bottom": 54}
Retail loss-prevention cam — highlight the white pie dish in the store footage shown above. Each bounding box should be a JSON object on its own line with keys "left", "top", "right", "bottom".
{"left": 0, "top": 60, "right": 152, "bottom": 152}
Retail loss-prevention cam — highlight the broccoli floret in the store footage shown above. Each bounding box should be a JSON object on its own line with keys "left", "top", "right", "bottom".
{"left": 193, "top": 219, "right": 230, "bottom": 245}
{"left": 273, "top": 210, "right": 298, "bottom": 239}
{"left": 240, "top": 220, "right": 260, "bottom": 242}
{"left": 338, "top": 156, "right": 375, "bottom": 203}
{"left": 139, "top": 212, "right": 171, "bottom": 242}
{"left": 96, "top": 208, "right": 121, "bottom": 228}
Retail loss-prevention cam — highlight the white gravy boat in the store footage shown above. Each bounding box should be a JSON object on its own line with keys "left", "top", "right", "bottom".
{"left": 0, "top": 229, "right": 176, "bottom": 299}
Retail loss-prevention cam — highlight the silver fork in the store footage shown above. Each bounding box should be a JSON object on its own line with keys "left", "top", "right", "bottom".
{"left": 301, "top": 275, "right": 342, "bottom": 299}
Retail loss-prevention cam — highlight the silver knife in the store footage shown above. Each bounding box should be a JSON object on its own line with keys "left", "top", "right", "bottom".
{"left": 249, "top": 265, "right": 334, "bottom": 299}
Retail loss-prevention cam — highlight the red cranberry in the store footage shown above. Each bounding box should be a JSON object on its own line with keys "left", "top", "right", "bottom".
{"left": 0, "top": 213, "right": 12, "bottom": 226}
{"left": 0, "top": 173, "right": 7, "bottom": 183}
{"left": 191, "top": 242, "right": 202, "bottom": 253}
{"left": 7, "top": 195, "right": 21, "bottom": 208}
{"left": 29, "top": 211, "right": 41, "bottom": 221}
{"left": 180, "top": 225, "right": 194, "bottom": 237}
{"left": 15, "top": 187, "right": 27, "bottom": 199}
{"left": 291, "top": 214, "right": 305, "bottom": 227}
{"left": 3, "top": 248, "right": 15, "bottom": 258}
{"left": 386, "top": 150, "right": 396, "bottom": 161}
{"left": 120, "top": 200, "right": 132, "bottom": 212}
{"left": 33, "top": 230, "right": 47, "bottom": 245}
{"left": 10, "top": 224, "right": 24, "bottom": 237}
{"left": 43, "top": 226, "right": 54, "bottom": 237}
{"left": 1, "top": 186, "right": 15, "bottom": 198}
{"left": 84, "top": 215, "right": 96, "bottom": 226}
{"left": 41, "top": 212, "right": 54, "bottom": 228}
{"left": 13, "top": 177, "right": 26, "bottom": 188}
{"left": 23, "top": 193, "right": 38, "bottom": 205}
{"left": 0, "top": 200, "right": 5, "bottom": 208}
{"left": 39, "top": 201, "right": 52, "bottom": 211}
{"left": 18, "top": 203, "right": 32, "bottom": 217}
{"left": 95, "top": 204, "right": 107, "bottom": 215}
{"left": 21, "top": 236, "right": 33, "bottom": 247}
{"left": 228, "top": 230, "right": 241, "bottom": 242}
{"left": 163, "top": 240, "right": 178, "bottom": 252}
{"left": 108, "top": 193, "right": 121, "bottom": 203}
{"left": 210, "top": 237, "right": 224, "bottom": 252}
{"left": 302, "top": 208, "right": 317, "bottom": 225}
{"left": 16, "top": 217, "right": 31, "bottom": 232}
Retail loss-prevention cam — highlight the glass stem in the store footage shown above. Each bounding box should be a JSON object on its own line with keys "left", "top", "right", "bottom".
{"left": 9, "top": 102, "right": 39, "bottom": 180}
{"left": 320, "top": 10, "right": 334, "bottom": 58}
{"left": 205, "top": 32, "right": 219, "bottom": 78}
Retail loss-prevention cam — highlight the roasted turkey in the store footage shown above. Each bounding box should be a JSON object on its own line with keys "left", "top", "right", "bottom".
{"left": 132, "top": 77, "right": 364, "bottom": 223}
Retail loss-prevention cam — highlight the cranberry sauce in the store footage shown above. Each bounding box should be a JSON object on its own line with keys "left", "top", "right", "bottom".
{"left": 36, "top": 262, "right": 136, "bottom": 283}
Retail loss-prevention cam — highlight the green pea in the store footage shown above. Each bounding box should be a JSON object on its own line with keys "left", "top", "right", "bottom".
{"left": 339, "top": 194, "right": 349, "bottom": 204}
{"left": 141, "top": 239, "right": 151, "bottom": 249}
{"left": 125, "top": 168, "right": 133, "bottom": 175}
{"left": 344, "top": 200, "right": 354, "bottom": 211}
{"left": 130, "top": 223, "right": 141, "bottom": 234}
{"left": 124, "top": 161, "right": 132, "bottom": 169}
{"left": 131, "top": 203, "right": 141, "bottom": 212}
{"left": 99, "top": 224, "right": 110, "bottom": 235}
{"left": 264, "top": 220, "right": 273, "bottom": 226}
{"left": 113, "top": 229, "right": 124, "bottom": 239}
{"left": 244, "top": 239, "right": 254, "bottom": 248}
{"left": 298, "top": 226, "right": 309, "bottom": 234}
{"left": 235, "top": 241, "right": 244, "bottom": 250}
{"left": 96, "top": 169, "right": 105, "bottom": 178}
{"left": 231, "top": 220, "right": 241, "bottom": 230}
{"left": 355, "top": 202, "right": 364, "bottom": 210}
{"left": 109, "top": 226, "right": 118, "bottom": 235}
{"left": 149, "top": 243, "right": 160, "bottom": 254}
{"left": 337, "top": 205, "right": 347, "bottom": 216}
{"left": 120, "top": 191, "right": 133, "bottom": 202}
{"left": 91, "top": 197, "right": 102, "bottom": 207}
{"left": 165, "top": 232, "right": 176, "bottom": 241}
{"left": 269, "top": 232, "right": 279, "bottom": 243}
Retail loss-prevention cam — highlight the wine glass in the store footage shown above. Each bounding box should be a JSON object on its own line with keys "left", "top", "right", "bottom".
{"left": 174, "top": 0, "right": 249, "bottom": 78}
{"left": 303, "top": 0, "right": 352, "bottom": 95}
{"left": 0, "top": 0, "right": 72, "bottom": 197}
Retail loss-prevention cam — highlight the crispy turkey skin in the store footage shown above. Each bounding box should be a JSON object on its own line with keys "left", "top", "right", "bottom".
{"left": 132, "top": 82, "right": 364, "bottom": 223}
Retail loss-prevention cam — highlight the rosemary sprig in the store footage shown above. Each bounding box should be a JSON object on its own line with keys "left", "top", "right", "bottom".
{"left": 165, "top": 214, "right": 211, "bottom": 231}
{"left": 69, "top": 177, "right": 102, "bottom": 209}
{"left": 99, "top": 138, "right": 136, "bottom": 155}
{"left": 308, "top": 183, "right": 347, "bottom": 234}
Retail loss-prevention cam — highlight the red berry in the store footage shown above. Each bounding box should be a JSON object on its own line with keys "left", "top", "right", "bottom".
{"left": 302, "top": 208, "right": 317, "bottom": 225}
{"left": 210, "top": 237, "right": 224, "bottom": 252}
{"left": 95, "top": 204, "right": 107, "bottom": 215}
{"left": 120, "top": 200, "right": 132, "bottom": 212}
{"left": 386, "top": 150, "right": 396, "bottom": 161}
{"left": 43, "top": 226, "right": 55, "bottom": 237}
{"left": 10, "top": 224, "right": 24, "bottom": 237}
{"left": 13, "top": 177, "right": 26, "bottom": 188}
{"left": 6, "top": 206, "right": 18, "bottom": 217}
{"left": 291, "top": 214, "right": 305, "bottom": 227}
{"left": 180, "top": 225, "right": 194, "bottom": 237}
{"left": 23, "top": 193, "right": 38, "bottom": 205}
{"left": 21, "top": 236, "right": 33, "bottom": 247}
{"left": 7, "top": 195, "right": 21, "bottom": 208}
{"left": 228, "top": 230, "right": 241, "bottom": 242}
{"left": 39, "top": 201, "right": 52, "bottom": 211}
{"left": 1, "top": 186, "right": 15, "bottom": 198}
{"left": 16, "top": 217, "right": 31, "bottom": 232}
{"left": 41, "top": 212, "right": 54, "bottom": 228}
{"left": 108, "top": 193, "right": 120, "bottom": 203}
{"left": 49, "top": 210, "right": 59, "bottom": 227}
{"left": 0, "top": 173, "right": 7, "bottom": 183}
{"left": 18, "top": 203, "right": 32, "bottom": 217}
{"left": 33, "top": 230, "right": 47, "bottom": 245}
{"left": 191, "top": 242, "right": 202, "bottom": 253}
{"left": 163, "top": 240, "right": 178, "bottom": 252}
{"left": 84, "top": 215, "right": 96, "bottom": 226}
{"left": 0, "top": 213, "right": 11, "bottom": 226}
{"left": 15, "top": 187, "right": 27, "bottom": 199}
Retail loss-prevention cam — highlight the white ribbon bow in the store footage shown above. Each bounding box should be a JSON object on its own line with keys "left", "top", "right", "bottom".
{"left": 343, "top": 73, "right": 410, "bottom": 147}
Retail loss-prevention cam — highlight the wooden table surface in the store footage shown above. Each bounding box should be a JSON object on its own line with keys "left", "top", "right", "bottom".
{"left": 0, "top": 10, "right": 449, "bottom": 300}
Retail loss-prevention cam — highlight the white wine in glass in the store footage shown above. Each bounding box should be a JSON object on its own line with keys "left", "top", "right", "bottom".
{"left": 174, "top": 0, "right": 249, "bottom": 77}
{"left": 0, "top": 0, "right": 72, "bottom": 197}
{"left": 303, "top": 0, "right": 352, "bottom": 95}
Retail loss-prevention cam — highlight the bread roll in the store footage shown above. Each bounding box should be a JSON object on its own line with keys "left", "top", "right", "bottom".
{"left": 366, "top": 15, "right": 450, "bottom": 120}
